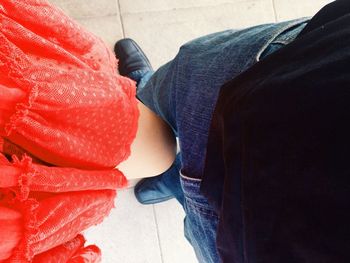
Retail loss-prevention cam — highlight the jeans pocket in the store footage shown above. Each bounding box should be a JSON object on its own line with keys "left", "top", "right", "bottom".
{"left": 180, "top": 172, "right": 220, "bottom": 263}
{"left": 185, "top": 196, "right": 218, "bottom": 218}
{"left": 180, "top": 171, "right": 218, "bottom": 219}
{"left": 256, "top": 18, "right": 310, "bottom": 61}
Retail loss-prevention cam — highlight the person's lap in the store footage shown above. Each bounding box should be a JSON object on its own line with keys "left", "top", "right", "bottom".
{"left": 135, "top": 18, "right": 309, "bottom": 262}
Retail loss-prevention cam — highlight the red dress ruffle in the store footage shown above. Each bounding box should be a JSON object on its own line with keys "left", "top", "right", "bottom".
{"left": 0, "top": 0, "right": 138, "bottom": 262}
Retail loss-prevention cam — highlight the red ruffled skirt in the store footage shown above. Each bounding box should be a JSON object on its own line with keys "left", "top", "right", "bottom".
{"left": 0, "top": 0, "right": 139, "bottom": 261}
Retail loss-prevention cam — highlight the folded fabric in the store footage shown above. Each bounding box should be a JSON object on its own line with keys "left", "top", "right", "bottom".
{"left": 0, "top": 206, "right": 22, "bottom": 261}
{"left": 32, "top": 235, "right": 101, "bottom": 263}
{"left": 0, "top": 0, "right": 139, "bottom": 169}
{"left": 0, "top": 0, "right": 139, "bottom": 261}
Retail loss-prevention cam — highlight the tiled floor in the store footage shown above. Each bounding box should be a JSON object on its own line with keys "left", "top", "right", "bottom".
{"left": 48, "top": 0, "right": 333, "bottom": 262}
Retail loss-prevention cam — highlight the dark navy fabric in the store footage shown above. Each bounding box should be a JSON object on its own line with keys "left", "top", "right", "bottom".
{"left": 204, "top": 1, "right": 350, "bottom": 262}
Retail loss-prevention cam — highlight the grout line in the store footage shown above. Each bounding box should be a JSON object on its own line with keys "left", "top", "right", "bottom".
{"left": 73, "top": 13, "right": 121, "bottom": 21}
{"left": 153, "top": 205, "right": 165, "bottom": 263}
{"left": 116, "top": 0, "right": 126, "bottom": 38}
{"left": 119, "top": 0, "right": 264, "bottom": 15}
{"left": 271, "top": 0, "right": 278, "bottom": 22}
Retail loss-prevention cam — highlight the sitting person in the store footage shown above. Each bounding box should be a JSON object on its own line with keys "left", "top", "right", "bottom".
{"left": 115, "top": 0, "right": 350, "bottom": 262}
{"left": 0, "top": 0, "right": 175, "bottom": 261}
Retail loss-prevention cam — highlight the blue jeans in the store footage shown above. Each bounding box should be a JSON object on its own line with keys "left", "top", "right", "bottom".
{"left": 135, "top": 18, "right": 309, "bottom": 263}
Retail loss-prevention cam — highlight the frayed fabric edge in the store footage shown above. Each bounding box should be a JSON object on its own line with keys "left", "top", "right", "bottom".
{"left": 4, "top": 84, "right": 39, "bottom": 138}
{"left": 5, "top": 155, "right": 39, "bottom": 262}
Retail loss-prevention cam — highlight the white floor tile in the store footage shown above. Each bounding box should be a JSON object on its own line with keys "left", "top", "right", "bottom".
{"left": 119, "top": 0, "right": 262, "bottom": 14}
{"left": 48, "top": 0, "right": 123, "bottom": 48}
{"left": 48, "top": 0, "right": 119, "bottom": 18}
{"left": 121, "top": 0, "right": 275, "bottom": 69}
{"left": 84, "top": 189, "right": 162, "bottom": 263}
{"left": 273, "top": 0, "right": 333, "bottom": 22}
{"left": 76, "top": 16, "right": 124, "bottom": 49}
{"left": 154, "top": 199, "right": 198, "bottom": 263}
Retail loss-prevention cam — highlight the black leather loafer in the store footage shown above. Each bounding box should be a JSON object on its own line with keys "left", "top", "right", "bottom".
{"left": 134, "top": 175, "right": 174, "bottom": 205}
{"left": 114, "top": 38, "right": 153, "bottom": 77}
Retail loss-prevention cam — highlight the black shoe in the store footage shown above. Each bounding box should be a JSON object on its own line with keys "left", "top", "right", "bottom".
{"left": 135, "top": 155, "right": 185, "bottom": 205}
{"left": 134, "top": 175, "right": 174, "bottom": 205}
{"left": 114, "top": 38, "right": 153, "bottom": 78}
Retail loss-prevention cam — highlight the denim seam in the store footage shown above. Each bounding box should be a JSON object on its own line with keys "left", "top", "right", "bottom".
{"left": 271, "top": 39, "right": 291, "bottom": 45}
{"left": 185, "top": 198, "right": 219, "bottom": 218}
{"left": 255, "top": 17, "right": 310, "bottom": 62}
{"left": 180, "top": 171, "right": 202, "bottom": 182}
{"left": 271, "top": 24, "right": 307, "bottom": 45}
{"left": 151, "top": 59, "right": 179, "bottom": 128}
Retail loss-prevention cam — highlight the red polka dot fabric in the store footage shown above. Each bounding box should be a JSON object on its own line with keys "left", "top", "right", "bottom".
{"left": 0, "top": 0, "right": 138, "bottom": 262}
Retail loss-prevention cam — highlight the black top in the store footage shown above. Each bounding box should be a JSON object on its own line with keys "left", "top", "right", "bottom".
{"left": 202, "top": 1, "right": 350, "bottom": 262}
